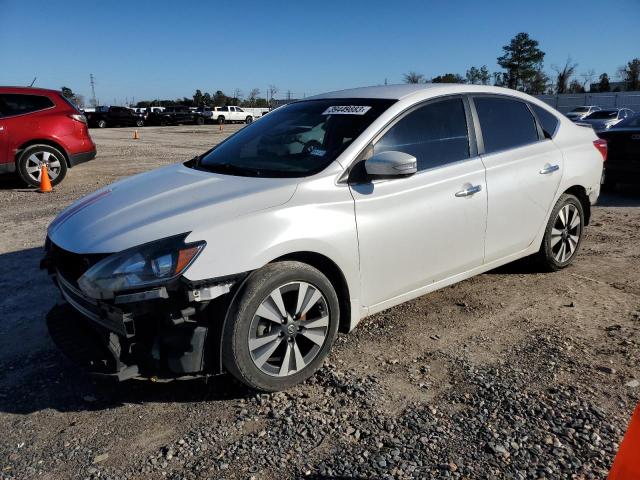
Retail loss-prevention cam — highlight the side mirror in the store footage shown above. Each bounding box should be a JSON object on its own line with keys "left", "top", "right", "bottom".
{"left": 365, "top": 150, "right": 417, "bottom": 178}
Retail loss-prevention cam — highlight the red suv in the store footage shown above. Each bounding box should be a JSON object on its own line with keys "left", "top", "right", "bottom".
{"left": 0, "top": 86, "right": 96, "bottom": 187}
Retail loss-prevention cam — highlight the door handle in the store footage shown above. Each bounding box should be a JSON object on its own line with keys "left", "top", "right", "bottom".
{"left": 455, "top": 184, "right": 482, "bottom": 197}
{"left": 539, "top": 164, "right": 560, "bottom": 174}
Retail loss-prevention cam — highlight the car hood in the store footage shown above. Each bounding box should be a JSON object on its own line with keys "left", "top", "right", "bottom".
{"left": 48, "top": 163, "right": 298, "bottom": 254}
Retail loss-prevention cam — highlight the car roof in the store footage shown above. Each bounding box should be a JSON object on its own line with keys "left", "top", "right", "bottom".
{"left": 305, "top": 83, "right": 538, "bottom": 102}
{"left": 0, "top": 86, "right": 61, "bottom": 96}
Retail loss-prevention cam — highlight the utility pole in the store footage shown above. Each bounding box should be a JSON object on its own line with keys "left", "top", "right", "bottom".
{"left": 89, "top": 74, "right": 98, "bottom": 107}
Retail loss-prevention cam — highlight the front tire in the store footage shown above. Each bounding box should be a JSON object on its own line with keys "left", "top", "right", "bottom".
{"left": 217, "top": 116, "right": 225, "bottom": 125}
{"left": 222, "top": 261, "right": 340, "bottom": 392}
{"left": 97, "top": 119, "right": 107, "bottom": 128}
{"left": 17, "top": 144, "right": 68, "bottom": 187}
{"left": 135, "top": 119, "right": 144, "bottom": 127}
{"left": 536, "top": 193, "right": 585, "bottom": 271}
{"left": 245, "top": 116, "right": 253, "bottom": 124}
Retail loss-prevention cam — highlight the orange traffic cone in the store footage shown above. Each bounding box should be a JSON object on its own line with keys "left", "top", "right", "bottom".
{"left": 133, "top": 130, "right": 140, "bottom": 140}
{"left": 39, "top": 164, "right": 52, "bottom": 193}
{"left": 609, "top": 403, "right": 640, "bottom": 479}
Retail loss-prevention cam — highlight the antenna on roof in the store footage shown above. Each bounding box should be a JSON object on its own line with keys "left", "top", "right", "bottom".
{"left": 29, "top": 77, "right": 37, "bottom": 87}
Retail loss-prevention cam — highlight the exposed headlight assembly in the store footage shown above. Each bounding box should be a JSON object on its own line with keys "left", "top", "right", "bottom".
{"left": 78, "top": 234, "right": 205, "bottom": 300}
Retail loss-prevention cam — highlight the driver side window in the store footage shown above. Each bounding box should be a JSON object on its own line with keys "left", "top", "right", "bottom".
{"left": 373, "top": 97, "right": 470, "bottom": 171}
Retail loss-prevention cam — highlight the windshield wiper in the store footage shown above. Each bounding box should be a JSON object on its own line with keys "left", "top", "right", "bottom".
{"left": 201, "top": 162, "right": 263, "bottom": 177}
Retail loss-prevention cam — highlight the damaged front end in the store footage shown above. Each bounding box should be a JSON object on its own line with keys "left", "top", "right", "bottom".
{"left": 41, "top": 237, "right": 242, "bottom": 381}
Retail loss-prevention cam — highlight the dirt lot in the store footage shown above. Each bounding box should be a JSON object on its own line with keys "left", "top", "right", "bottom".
{"left": 0, "top": 125, "right": 638, "bottom": 480}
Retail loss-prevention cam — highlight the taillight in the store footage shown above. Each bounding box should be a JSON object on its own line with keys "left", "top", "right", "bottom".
{"left": 593, "top": 138, "right": 607, "bottom": 162}
{"left": 68, "top": 114, "right": 87, "bottom": 124}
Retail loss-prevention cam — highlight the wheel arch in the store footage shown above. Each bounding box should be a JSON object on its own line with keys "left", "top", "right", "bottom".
{"left": 270, "top": 251, "right": 352, "bottom": 334}
{"left": 563, "top": 185, "right": 591, "bottom": 225}
{"left": 15, "top": 139, "right": 70, "bottom": 167}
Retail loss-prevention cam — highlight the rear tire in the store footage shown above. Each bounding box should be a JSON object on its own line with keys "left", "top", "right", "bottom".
{"left": 17, "top": 144, "right": 68, "bottom": 187}
{"left": 222, "top": 261, "right": 340, "bottom": 392}
{"left": 195, "top": 116, "right": 205, "bottom": 125}
{"left": 535, "top": 193, "right": 585, "bottom": 271}
{"left": 135, "top": 119, "right": 144, "bottom": 127}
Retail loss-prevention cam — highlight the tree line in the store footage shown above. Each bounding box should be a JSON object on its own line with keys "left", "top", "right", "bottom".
{"left": 134, "top": 85, "right": 280, "bottom": 109}
{"left": 403, "top": 32, "right": 640, "bottom": 94}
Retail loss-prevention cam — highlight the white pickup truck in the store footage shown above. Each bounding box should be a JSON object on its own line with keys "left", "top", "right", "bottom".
{"left": 196, "top": 106, "right": 269, "bottom": 124}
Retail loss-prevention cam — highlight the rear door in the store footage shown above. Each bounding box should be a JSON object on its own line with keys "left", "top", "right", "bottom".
{"left": 0, "top": 114, "right": 7, "bottom": 164}
{"left": 471, "top": 95, "right": 564, "bottom": 263}
{"left": 0, "top": 96, "right": 7, "bottom": 163}
{"left": 0, "top": 93, "right": 55, "bottom": 166}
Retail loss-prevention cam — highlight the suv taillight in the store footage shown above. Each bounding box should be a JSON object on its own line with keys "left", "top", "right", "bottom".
{"left": 68, "top": 114, "right": 87, "bottom": 125}
{"left": 593, "top": 139, "right": 607, "bottom": 162}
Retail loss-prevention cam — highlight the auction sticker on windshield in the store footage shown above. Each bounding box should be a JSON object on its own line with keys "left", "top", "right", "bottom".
{"left": 322, "top": 105, "right": 372, "bottom": 115}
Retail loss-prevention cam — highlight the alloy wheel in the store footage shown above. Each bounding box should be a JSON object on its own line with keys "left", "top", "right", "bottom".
{"left": 24, "top": 150, "right": 62, "bottom": 184}
{"left": 248, "top": 281, "right": 330, "bottom": 377}
{"left": 551, "top": 203, "right": 581, "bottom": 263}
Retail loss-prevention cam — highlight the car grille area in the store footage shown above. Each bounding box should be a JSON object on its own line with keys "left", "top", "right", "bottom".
{"left": 44, "top": 238, "right": 108, "bottom": 287}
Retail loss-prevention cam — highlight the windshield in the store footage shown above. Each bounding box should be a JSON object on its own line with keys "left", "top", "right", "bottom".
{"left": 585, "top": 110, "right": 617, "bottom": 119}
{"left": 196, "top": 98, "right": 395, "bottom": 178}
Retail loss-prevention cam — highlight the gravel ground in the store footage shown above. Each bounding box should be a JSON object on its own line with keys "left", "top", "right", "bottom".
{"left": 0, "top": 125, "right": 638, "bottom": 479}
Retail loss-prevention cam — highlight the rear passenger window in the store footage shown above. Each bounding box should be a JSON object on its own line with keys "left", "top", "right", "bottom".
{"left": 474, "top": 97, "right": 539, "bottom": 154}
{"left": 531, "top": 104, "right": 559, "bottom": 138}
{"left": 0, "top": 94, "right": 54, "bottom": 116}
{"left": 374, "top": 97, "right": 470, "bottom": 171}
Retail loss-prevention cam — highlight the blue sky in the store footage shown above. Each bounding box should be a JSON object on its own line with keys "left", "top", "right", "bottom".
{"left": 1, "top": 0, "right": 639, "bottom": 104}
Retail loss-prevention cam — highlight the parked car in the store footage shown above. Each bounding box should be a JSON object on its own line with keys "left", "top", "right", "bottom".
{"left": 0, "top": 86, "right": 96, "bottom": 187}
{"left": 577, "top": 108, "right": 634, "bottom": 132}
{"left": 598, "top": 113, "right": 640, "bottom": 189}
{"left": 85, "top": 106, "right": 145, "bottom": 128}
{"left": 42, "top": 84, "right": 605, "bottom": 391}
{"left": 145, "top": 106, "right": 205, "bottom": 126}
{"left": 565, "top": 105, "right": 601, "bottom": 121}
{"left": 211, "top": 106, "right": 256, "bottom": 124}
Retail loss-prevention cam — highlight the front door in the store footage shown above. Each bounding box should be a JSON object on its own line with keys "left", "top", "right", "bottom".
{"left": 350, "top": 96, "right": 487, "bottom": 309}
{"left": 471, "top": 95, "right": 563, "bottom": 263}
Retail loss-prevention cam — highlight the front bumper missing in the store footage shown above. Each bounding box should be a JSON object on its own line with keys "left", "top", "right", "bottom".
{"left": 47, "top": 270, "right": 224, "bottom": 381}
{"left": 41, "top": 239, "right": 245, "bottom": 381}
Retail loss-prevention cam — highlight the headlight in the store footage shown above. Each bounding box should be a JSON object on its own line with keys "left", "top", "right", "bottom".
{"left": 78, "top": 234, "right": 205, "bottom": 299}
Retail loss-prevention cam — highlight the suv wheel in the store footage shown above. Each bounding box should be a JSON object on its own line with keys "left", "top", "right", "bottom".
{"left": 536, "top": 193, "right": 584, "bottom": 271}
{"left": 135, "top": 119, "right": 144, "bottom": 127}
{"left": 97, "top": 119, "right": 107, "bottom": 128}
{"left": 223, "top": 261, "right": 340, "bottom": 392}
{"left": 17, "top": 144, "right": 68, "bottom": 187}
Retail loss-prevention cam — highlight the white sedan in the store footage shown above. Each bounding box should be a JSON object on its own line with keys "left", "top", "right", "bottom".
{"left": 43, "top": 84, "right": 606, "bottom": 391}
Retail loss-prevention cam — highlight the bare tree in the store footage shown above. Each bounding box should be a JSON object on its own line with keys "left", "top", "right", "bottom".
{"left": 553, "top": 57, "right": 578, "bottom": 94}
{"left": 580, "top": 69, "right": 596, "bottom": 90}
{"left": 268, "top": 85, "right": 279, "bottom": 106}
{"left": 233, "top": 88, "right": 243, "bottom": 102}
{"left": 248, "top": 88, "right": 260, "bottom": 106}
{"left": 403, "top": 71, "right": 425, "bottom": 84}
